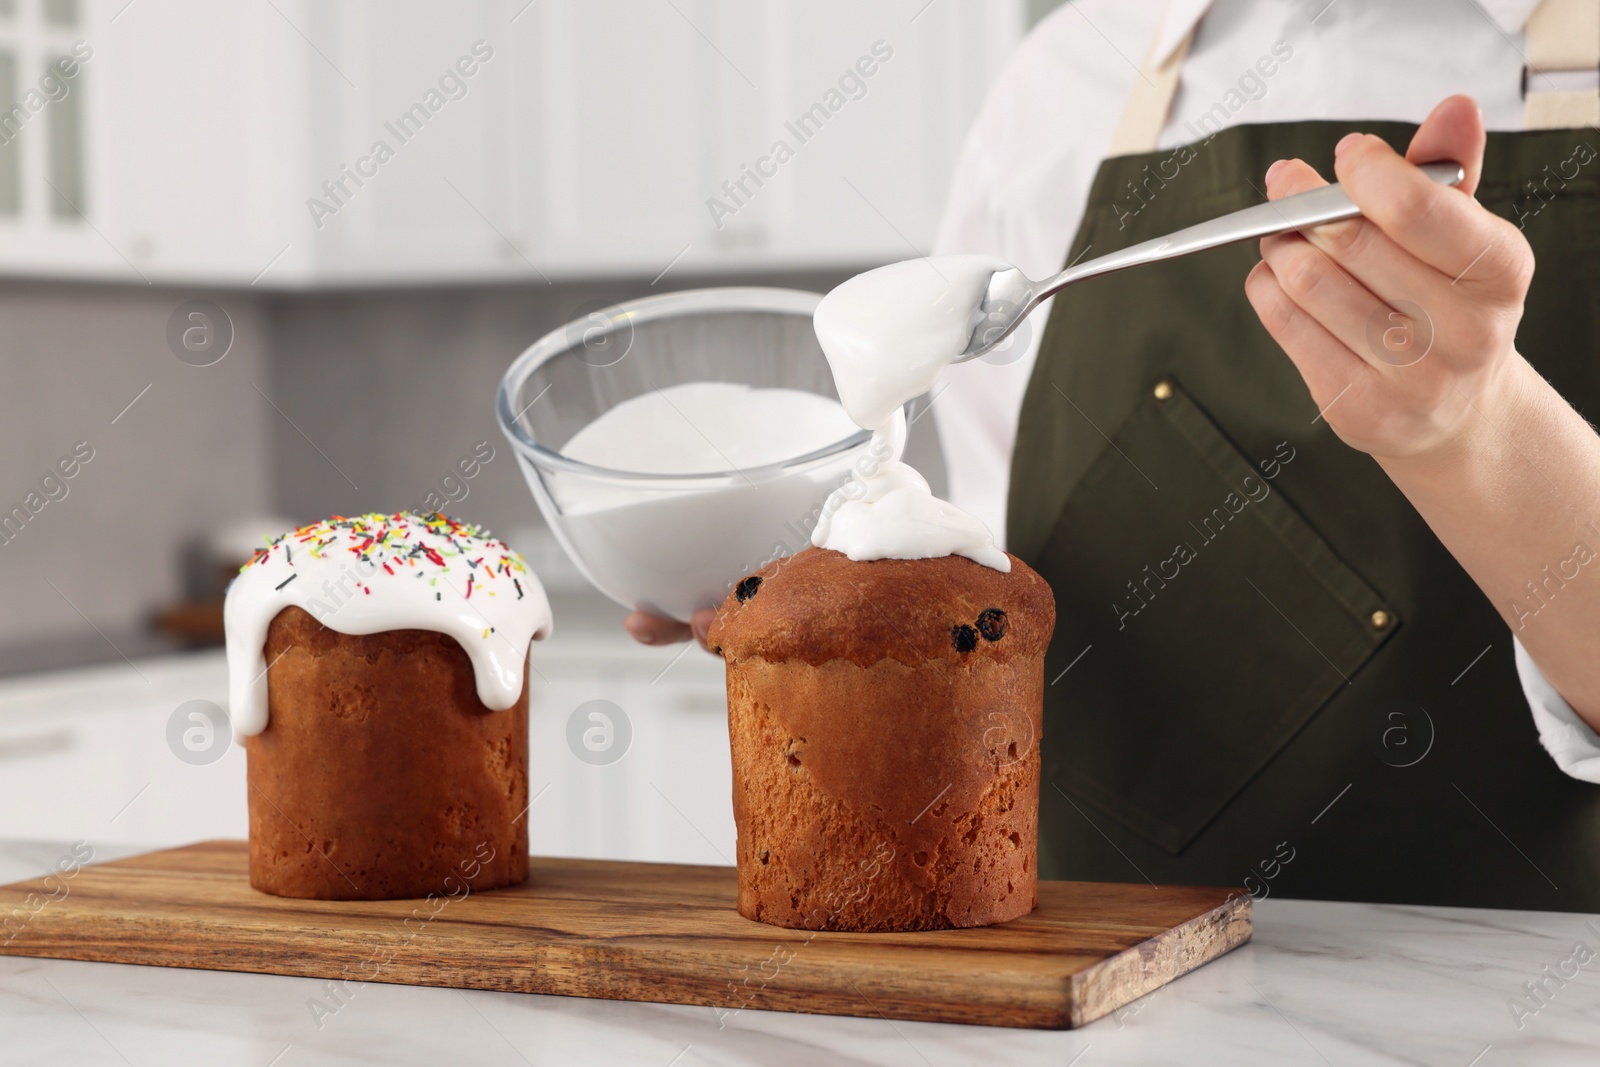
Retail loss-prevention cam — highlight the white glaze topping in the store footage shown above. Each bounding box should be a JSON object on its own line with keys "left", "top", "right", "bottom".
{"left": 223, "top": 512, "right": 552, "bottom": 737}
{"left": 810, "top": 408, "right": 1009, "bottom": 571}
{"left": 811, "top": 255, "right": 1011, "bottom": 572}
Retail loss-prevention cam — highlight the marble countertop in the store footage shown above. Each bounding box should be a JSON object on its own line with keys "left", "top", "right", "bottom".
{"left": 3, "top": 841, "right": 1599, "bottom": 1066}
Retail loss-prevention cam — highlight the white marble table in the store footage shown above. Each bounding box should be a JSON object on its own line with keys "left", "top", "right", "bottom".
{"left": 3, "top": 841, "right": 1598, "bottom": 1066}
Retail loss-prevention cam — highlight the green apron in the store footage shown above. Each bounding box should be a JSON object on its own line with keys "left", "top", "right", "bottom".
{"left": 1010, "top": 120, "right": 1600, "bottom": 911}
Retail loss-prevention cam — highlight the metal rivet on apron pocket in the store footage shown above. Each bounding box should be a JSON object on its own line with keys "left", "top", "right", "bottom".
{"left": 1153, "top": 381, "right": 1173, "bottom": 400}
{"left": 1369, "top": 609, "right": 1392, "bottom": 631}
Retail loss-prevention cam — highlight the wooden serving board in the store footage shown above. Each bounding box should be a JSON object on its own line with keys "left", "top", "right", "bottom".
{"left": 0, "top": 841, "right": 1250, "bottom": 1029}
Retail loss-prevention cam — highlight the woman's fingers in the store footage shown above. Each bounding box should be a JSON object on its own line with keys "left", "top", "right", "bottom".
{"left": 1260, "top": 157, "right": 1501, "bottom": 371}
{"left": 689, "top": 609, "right": 716, "bottom": 650}
{"left": 625, "top": 611, "right": 692, "bottom": 645}
{"left": 1264, "top": 158, "right": 1455, "bottom": 322}
{"left": 1258, "top": 230, "right": 1393, "bottom": 368}
{"left": 1335, "top": 109, "right": 1530, "bottom": 304}
{"left": 1244, "top": 98, "right": 1531, "bottom": 461}
{"left": 623, "top": 608, "right": 716, "bottom": 651}
{"left": 1244, "top": 259, "right": 1371, "bottom": 406}
{"left": 1404, "top": 94, "right": 1486, "bottom": 195}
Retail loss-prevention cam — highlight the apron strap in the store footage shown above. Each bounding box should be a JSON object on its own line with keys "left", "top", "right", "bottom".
{"left": 1525, "top": 0, "right": 1600, "bottom": 128}
{"left": 1107, "top": 7, "right": 1194, "bottom": 157}
{"left": 1109, "top": 0, "right": 1597, "bottom": 147}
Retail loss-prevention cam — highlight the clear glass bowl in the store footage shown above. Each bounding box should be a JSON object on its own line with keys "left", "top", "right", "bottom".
{"left": 496, "top": 287, "right": 891, "bottom": 622}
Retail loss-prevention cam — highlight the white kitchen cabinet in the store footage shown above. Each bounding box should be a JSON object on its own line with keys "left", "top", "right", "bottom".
{"left": 506, "top": 0, "right": 1024, "bottom": 277}
{"left": 0, "top": 651, "right": 245, "bottom": 848}
{"left": 0, "top": 0, "right": 320, "bottom": 284}
{"left": 522, "top": 631, "right": 737, "bottom": 867}
{"left": 0, "top": 0, "right": 121, "bottom": 280}
{"left": 0, "top": 0, "right": 1022, "bottom": 286}
{"left": 0, "top": 623, "right": 740, "bottom": 869}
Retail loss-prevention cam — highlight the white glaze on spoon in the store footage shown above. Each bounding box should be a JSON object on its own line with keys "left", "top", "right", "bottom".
{"left": 812, "top": 255, "right": 1008, "bottom": 429}
{"left": 811, "top": 255, "right": 1011, "bottom": 572}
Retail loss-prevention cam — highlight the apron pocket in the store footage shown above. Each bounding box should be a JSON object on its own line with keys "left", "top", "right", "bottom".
{"left": 1037, "top": 378, "right": 1395, "bottom": 854}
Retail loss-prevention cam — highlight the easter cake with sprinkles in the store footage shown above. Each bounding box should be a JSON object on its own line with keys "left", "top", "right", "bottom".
{"left": 224, "top": 512, "right": 552, "bottom": 901}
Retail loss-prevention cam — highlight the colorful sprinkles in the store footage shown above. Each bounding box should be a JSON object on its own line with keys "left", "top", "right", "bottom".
{"left": 242, "top": 513, "right": 531, "bottom": 607}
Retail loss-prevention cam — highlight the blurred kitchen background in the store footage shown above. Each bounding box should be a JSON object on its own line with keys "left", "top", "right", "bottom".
{"left": 0, "top": 0, "right": 1032, "bottom": 862}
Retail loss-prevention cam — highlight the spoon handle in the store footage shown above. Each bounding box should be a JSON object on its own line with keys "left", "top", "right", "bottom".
{"left": 1044, "top": 160, "right": 1466, "bottom": 295}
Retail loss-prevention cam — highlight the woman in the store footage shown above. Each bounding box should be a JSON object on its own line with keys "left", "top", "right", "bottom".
{"left": 634, "top": 0, "right": 1600, "bottom": 910}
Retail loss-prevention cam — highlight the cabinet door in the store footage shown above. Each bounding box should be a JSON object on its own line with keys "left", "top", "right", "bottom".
{"left": 525, "top": 637, "right": 735, "bottom": 865}
{"left": 0, "top": 0, "right": 121, "bottom": 279}
{"left": 92, "top": 0, "right": 319, "bottom": 284}
{"left": 510, "top": 0, "right": 1024, "bottom": 278}
{"left": 698, "top": 0, "right": 1024, "bottom": 269}
{"left": 0, "top": 0, "right": 321, "bottom": 284}
{"left": 300, "top": 0, "right": 518, "bottom": 283}
{"left": 0, "top": 654, "right": 246, "bottom": 847}
{"left": 504, "top": 0, "right": 730, "bottom": 279}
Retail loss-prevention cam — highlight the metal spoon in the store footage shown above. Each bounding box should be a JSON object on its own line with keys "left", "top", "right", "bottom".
{"left": 958, "top": 160, "right": 1466, "bottom": 361}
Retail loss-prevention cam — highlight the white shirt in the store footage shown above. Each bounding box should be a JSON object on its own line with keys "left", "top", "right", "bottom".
{"left": 930, "top": 0, "right": 1600, "bottom": 783}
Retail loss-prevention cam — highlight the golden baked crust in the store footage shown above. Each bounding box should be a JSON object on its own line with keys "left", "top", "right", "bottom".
{"left": 245, "top": 606, "right": 529, "bottom": 901}
{"left": 727, "top": 655, "right": 1042, "bottom": 930}
{"left": 707, "top": 547, "right": 1054, "bottom": 669}
{"left": 710, "top": 548, "right": 1055, "bottom": 931}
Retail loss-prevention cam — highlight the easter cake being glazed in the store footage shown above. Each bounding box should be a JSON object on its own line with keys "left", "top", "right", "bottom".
{"left": 703, "top": 255, "right": 1058, "bottom": 932}
{"left": 708, "top": 546, "right": 1054, "bottom": 932}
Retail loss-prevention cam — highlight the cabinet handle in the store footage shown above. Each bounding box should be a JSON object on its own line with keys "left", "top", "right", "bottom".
{"left": 0, "top": 728, "right": 76, "bottom": 762}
